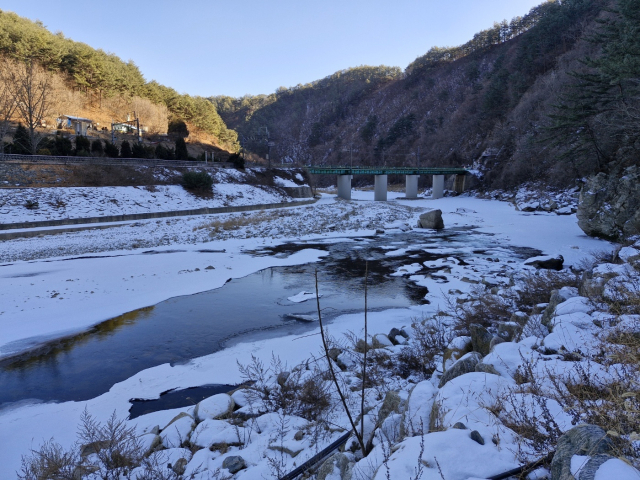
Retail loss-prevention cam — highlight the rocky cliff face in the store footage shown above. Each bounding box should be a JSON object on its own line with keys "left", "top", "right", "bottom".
{"left": 577, "top": 166, "right": 640, "bottom": 240}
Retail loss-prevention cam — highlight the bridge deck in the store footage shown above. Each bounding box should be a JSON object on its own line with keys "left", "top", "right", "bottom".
{"left": 307, "top": 166, "right": 469, "bottom": 175}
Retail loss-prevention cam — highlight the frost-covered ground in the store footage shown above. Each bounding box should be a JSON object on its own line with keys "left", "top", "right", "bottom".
{"left": 0, "top": 178, "right": 303, "bottom": 224}
{"left": 2, "top": 189, "right": 639, "bottom": 479}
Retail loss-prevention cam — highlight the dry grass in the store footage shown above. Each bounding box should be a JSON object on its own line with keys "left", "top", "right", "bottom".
{"left": 513, "top": 270, "right": 581, "bottom": 312}
{"left": 192, "top": 210, "right": 280, "bottom": 235}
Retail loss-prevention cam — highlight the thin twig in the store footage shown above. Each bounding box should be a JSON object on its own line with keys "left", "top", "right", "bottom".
{"left": 315, "top": 269, "right": 366, "bottom": 455}
{"left": 361, "top": 261, "right": 369, "bottom": 452}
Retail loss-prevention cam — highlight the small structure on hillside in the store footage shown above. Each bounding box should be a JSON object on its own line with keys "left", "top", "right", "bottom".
{"left": 57, "top": 115, "right": 93, "bottom": 136}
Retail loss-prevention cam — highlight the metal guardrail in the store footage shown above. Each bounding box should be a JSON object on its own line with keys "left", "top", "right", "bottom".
{"left": 307, "top": 166, "right": 469, "bottom": 175}
{"left": 0, "top": 153, "right": 234, "bottom": 169}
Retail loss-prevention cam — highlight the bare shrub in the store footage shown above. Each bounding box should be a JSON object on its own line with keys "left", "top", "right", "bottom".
{"left": 18, "top": 409, "right": 187, "bottom": 480}
{"left": 447, "top": 286, "right": 514, "bottom": 334}
{"left": 397, "top": 315, "right": 454, "bottom": 380}
{"left": 237, "top": 354, "right": 332, "bottom": 422}
{"left": 18, "top": 439, "right": 78, "bottom": 480}
{"left": 513, "top": 270, "right": 581, "bottom": 312}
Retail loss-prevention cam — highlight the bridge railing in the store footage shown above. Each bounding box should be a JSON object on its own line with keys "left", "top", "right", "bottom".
{"left": 307, "top": 166, "right": 470, "bottom": 175}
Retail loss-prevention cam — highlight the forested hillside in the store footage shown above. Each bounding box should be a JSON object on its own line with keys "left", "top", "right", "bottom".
{"left": 0, "top": 10, "right": 238, "bottom": 149}
{"left": 213, "top": 0, "right": 639, "bottom": 189}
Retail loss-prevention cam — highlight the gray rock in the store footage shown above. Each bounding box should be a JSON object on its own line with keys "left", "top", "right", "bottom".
{"left": 376, "top": 391, "right": 402, "bottom": 428}
{"left": 438, "top": 352, "right": 483, "bottom": 388}
{"left": 388, "top": 327, "right": 410, "bottom": 345}
{"left": 542, "top": 289, "right": 572, "bottom": 328}
{"left": 469, "top": 324, "right": 493, "bottom": 356}
{"left": 222, "top": 455, "right": 247, "bottom": 474}
{"left": 489, "top": 335, "right": 506, "bottom": 351}
{"left": 475, "top": 363, "right": 500, "bottom": 375}
{"left": 576, "top": 454, "right": 615, "bottom": 480}
{"left": 551, "top": 425, "right": 614, "bottom": 480}
{"left": 317, "top": 452, "right": 353, "bottom": 480}
{"left": 328, "top": 348, "right": 343, "bottom": 361}
{"left": 452, "top": 422, "right": 467, "bottom": 430}
{"left": 577, "top": 166, "right": 640, "bottom": 239}
{"left": 498, "top": 322, "right": 522, "bottom": 342}
{"left": 277, "top": 371, "right": 290, "bottom": 387}
{"left": 171, "top": 458, "right": 188, "bottom": 475}
{"left": 294, "top": 430, "right": 305, "bottom": 441}
{"left": 372, "top": 334, "right": 393, "bottom": 348}
{"left": 470, "top": 430, "right": 485, "bottom": 445}
{"left": 417, "top": 209, "right": 444, "bottom": 229}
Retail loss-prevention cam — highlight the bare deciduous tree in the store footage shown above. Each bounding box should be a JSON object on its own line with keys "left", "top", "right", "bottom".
{"left": 9, "top": 58, "right": 53, "bottom": 154}
{"left": 0, "top": 60, "right": 18, "bottom": 154}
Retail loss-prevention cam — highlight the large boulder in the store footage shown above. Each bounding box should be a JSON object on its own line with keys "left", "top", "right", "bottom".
{"left": 195, "top": 393, "right": 234, "bottom": 422}
{"left": 417, "top": 209, "right": 444, "bottom": 229}
{"left": 551, "top": 425, "right": 614, "bottom": 480}
{"left": 438, "top": 352, "right": 483, "bottom": 388}
{"left": 577, "top": 166, "right": 640, "bottom": 240}
{"left": 469, "top": 324, "right": 493, "bottom": 356}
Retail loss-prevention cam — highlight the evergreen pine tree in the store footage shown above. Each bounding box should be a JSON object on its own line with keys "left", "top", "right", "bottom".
{"left": 11, "top": 124, "right": 32, "bottom": 155}
{"left": 175, "top": 137, "right": 189, "bottom": 160}
{"left": 91, "top": 139, "right": 104, "bottom": 156}
{"left": 131, "top": 142, "right": 146, "bottom": 158}
{"left": 549, "top": 0, "right": 640, "bottom": 170}
{"left": 120, "top": 140, "right": 132, "bottom": 158}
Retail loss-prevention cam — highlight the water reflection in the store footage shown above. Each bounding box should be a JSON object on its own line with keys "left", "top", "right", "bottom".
{"left": 1, "top": 229, "right": 541, "bottom": 407}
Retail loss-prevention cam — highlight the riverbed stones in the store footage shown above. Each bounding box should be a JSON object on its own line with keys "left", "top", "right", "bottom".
{"left": 417, "top": 209, "right": 444, "bottom": 229}
{"left": 438, "top": 352, "right": 483, "bottom": 388}
{"left": 470, "top": 430, "right": 485, "bottom": 445}
{"left": 388, "top": 327, "right": 409, "bottom": 345}
{"left": 195, "top": 393, "right": 235, "bottom": 422}
{"left": 551, "top": 425, "right": 614, "bottom": 480}
{"left": 372, "top": 333, "right": 393, "bottom": 348}
{"left": 222, "top": 455, "right": 247, "bottom": 474}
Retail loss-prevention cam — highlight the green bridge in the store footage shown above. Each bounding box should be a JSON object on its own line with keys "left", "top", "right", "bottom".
{"left": 306, "top": 165, "right": 469, "bottom": 201}
{"left": 307, "top": 166, "right": 469, "bottom": 176}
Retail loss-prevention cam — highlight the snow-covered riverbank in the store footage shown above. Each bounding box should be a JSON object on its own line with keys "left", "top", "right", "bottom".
{"left": 3, "top": 190, "right": 636, "bottom": 479}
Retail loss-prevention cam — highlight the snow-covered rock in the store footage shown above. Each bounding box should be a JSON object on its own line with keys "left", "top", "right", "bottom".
{"left": 195, "top": 394, "right": 234, "bottom": 422}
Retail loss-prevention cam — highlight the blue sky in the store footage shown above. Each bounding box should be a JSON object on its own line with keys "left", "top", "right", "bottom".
{"left": 2, "top": 0, "right": 545, "bottom": 98}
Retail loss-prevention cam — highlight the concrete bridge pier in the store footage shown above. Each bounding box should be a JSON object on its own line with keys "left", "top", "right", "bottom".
{"left": 405, "top": 175, "right": 419, "bottom": 199}
{"left": 453, "top": 174, "right": 466, "bottom": 194}
{"left": 337, "top": 174, "right": 352, "bottom": 200}
{"left": 374, "top": 175, "right": 388, "bottom": 201}
{"left": 432, "top": 174, "right": 445, "bottom": 199}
